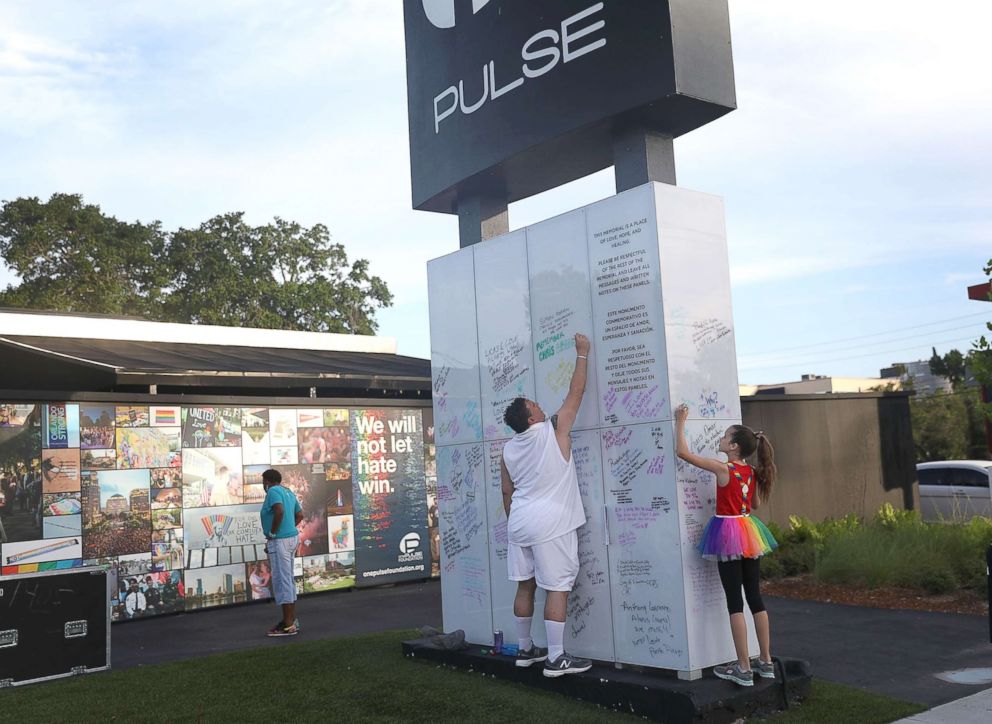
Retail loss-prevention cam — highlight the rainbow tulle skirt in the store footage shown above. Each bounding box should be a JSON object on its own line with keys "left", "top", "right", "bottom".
{"left": 697, "top": 514, "right": 778, "bottom": 561}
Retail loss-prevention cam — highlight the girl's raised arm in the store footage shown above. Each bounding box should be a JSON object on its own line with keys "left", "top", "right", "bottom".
{"left": 674, "top": 404, "right": 731, "bottom": 487}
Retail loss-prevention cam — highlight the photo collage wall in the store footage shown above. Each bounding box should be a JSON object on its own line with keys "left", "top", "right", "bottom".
{"left": 0, "top": 402, "right": 438, "bottom": 621}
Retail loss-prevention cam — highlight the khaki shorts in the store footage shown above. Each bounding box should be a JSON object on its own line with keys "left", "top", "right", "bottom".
{"left": 507, "top": 529, "right": 579, "bottom": 592}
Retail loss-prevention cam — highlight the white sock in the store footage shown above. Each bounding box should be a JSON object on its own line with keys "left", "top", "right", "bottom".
{"left": 546, "top": 619, "right": 565, "bottom": 662}
{"left": 515, "top": 615, "right": 533, "bottom": 650}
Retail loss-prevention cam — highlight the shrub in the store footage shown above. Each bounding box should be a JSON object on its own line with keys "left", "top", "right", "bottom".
{"left": 919, "top": 567, "right": 957, "bottom": 595}
{"left": 773, "top": 504, "right": 992, "bottom": 595}
{"left": 761, "top": 553, "right": 785, "bottom": 578}
{"left": 874, "top": 503, "right": 920, "bottom": 531}
{"left": 777, "top": 540, "right": 817, "bottom": 576}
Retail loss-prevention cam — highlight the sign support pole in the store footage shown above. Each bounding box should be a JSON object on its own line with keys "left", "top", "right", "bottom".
{"left": 457, "top": 192, "right": 509, "bottom": 248}
{"left": 613, "top": 127, "right": 677, "bottom": 192}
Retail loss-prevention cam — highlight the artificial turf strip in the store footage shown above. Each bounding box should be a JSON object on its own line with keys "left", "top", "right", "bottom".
{"left": 2, "top": 629, "right": 926, "bottom": 724}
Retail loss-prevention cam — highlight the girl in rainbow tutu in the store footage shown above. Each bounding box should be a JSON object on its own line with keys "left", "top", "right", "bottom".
{"left": 674, "top": 403, "right": 778, "bottom": 687}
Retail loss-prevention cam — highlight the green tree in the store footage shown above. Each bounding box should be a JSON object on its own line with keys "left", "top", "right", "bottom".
{"left": 163, "top": 214, "right": 392, "bottom": 333}
{"left": 928, "top": 347, "right": 967, "bottom": 390}
{"left": 0, "top": 194, "right": 168, "bottom": 317}
{"left": 0, "top": 195, "right": 393, "bottom": 334}
{"left": 910, "top": 386, "right": 990, "bottom": 461}
{"left": 968, "top": 258, "right": 992, "bottom": 424}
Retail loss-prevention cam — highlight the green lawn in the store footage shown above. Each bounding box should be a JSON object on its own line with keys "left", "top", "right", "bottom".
{"left": 755, "top": 680, "right": 926, "bottom": 723}
{"left": 3, "top": 630, "right": 926, "bottom": 723}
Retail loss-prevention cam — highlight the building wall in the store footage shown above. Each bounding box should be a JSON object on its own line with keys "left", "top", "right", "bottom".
{"left": 742, "top": 376, "right": 899, "bottom": 396}
{"left": 741, "top": 393, "right": 918, "bottom": 527}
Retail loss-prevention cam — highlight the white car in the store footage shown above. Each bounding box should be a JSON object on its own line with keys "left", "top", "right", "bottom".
{"left": 917, "top": 460, "right": 992, "bottom": 521}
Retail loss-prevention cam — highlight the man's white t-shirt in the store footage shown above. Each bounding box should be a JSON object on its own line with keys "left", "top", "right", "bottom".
{"left": 503, "top": 419, "right": 586, "bottom": 546}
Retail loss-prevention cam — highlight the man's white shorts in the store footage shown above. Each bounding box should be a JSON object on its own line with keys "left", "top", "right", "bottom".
{"left": 507, "top": 529, "right": 579, "bottom": 592}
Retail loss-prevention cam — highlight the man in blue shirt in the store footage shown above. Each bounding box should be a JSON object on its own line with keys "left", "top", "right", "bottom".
{"left": 259, "top": 468, "right": 303, "bottom": 636}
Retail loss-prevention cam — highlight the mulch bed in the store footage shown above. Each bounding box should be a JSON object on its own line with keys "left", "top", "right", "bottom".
{"left": 763, "top": 575, "right": 990, "bottom": 617}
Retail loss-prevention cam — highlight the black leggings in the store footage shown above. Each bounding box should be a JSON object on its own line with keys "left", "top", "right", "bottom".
{"left": 717, "top": 558, "right": 766, "bottom": 615}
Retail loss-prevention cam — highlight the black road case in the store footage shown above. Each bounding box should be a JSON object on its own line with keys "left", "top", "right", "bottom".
{"left": 0, "top": 567, "right": 110, "bottom": 687}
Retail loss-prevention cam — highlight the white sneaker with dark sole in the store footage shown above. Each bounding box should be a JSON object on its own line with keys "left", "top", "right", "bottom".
{"left": 543, "top": 652, "right": 592, "bottom": 678}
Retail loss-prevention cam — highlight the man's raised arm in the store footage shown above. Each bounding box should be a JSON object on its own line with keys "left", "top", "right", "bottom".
{"left": 554, "top": 333, "right": 591, "bottom": 455}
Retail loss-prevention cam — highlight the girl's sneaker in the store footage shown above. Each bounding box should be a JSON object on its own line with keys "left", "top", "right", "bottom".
{"left": 713, "top": 662, "right": 754, "bottom": 687}
{"left": 751, "top": 658, "right": 775, "bottom": 679}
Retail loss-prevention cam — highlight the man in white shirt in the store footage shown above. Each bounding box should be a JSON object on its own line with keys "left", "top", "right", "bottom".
{"left": 123, "top": 579, "right": 147, "bottom": 619}
{"left": 500, "top": 333, "right": 592, "bottom": 678}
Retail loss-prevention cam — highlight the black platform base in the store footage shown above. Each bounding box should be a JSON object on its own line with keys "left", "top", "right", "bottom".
{"left": 402, "top": 639, "right": 811, "bottom": 723}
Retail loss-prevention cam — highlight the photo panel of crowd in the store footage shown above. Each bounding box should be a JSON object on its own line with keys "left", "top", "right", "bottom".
{"left": 80, "top": 469, "right": 152, "bottom": 559}
{"left": 299, "top": 426, "right": 350, "bottom": 465}
{"left": 1, "top": 404, "right": 45, "bottom": 555}
{"left": 116, "top": 427, "right": 181, "bottom": 470}
{"left": 151, "top": 467, "right": 182, "bottom": 489}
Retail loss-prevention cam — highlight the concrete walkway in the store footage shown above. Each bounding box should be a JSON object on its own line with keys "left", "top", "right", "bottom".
{"left": 894, "top": 687, "right": 992, "bottom": 723}
{"left": 111, "top": 581, "right": 992, "bottom": 714}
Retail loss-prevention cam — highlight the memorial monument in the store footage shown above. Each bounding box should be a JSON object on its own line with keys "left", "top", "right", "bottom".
{"left": 405, "top": 0, "right": 750, "bottom": 678}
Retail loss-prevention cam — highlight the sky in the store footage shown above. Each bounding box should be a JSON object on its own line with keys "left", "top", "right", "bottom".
{"left": 1, "top": 0, "right": 990, "bottom": 385}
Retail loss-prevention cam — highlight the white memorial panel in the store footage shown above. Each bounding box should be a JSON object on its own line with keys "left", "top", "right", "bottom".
{"left": 603, "top": 421, "right": 687, "bottom": 669}
{"left": 586, "top": 186, "right": 672, "bottom": 428}
{"left": 474, "top": 231, "right": 536, "bottom": 441}
{"left": 656, "top": 186, "right": 741, "bottom": 421}
{"left": 427, "top": 251, "right": 482, "bottom": 446}
{"left": 566, "top": 428, "right": 614, "bottom": 660}
{"left": 436, "top": 442, "right": 492, "bottom": 644}
{"left": 526, "top": 210, "right": 601, "bottom": 430}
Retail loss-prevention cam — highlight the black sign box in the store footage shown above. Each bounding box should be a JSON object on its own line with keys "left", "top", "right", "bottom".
{"left": 0, "top": 568, "right": 110, "bottom": 687}
{"left": 404, "top": 0, "right": 736, "bottom": 213}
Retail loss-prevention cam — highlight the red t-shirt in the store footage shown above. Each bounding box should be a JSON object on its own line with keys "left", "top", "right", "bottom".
{"left": 716, "top": 461, "right": 754, "bottom": 516}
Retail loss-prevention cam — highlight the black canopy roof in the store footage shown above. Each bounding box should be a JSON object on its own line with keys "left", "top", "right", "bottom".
{"left": 0, "top": 335, "right": 432, "bottom": 398}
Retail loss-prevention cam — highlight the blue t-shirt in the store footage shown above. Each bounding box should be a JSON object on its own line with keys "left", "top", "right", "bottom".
{"left": 260, "top": 485, "right": 302, "bottom": 539}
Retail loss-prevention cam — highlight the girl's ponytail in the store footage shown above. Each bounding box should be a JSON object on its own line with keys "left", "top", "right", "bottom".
{"left": 753, "top": 432, "right": 777, "bottom": 503}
